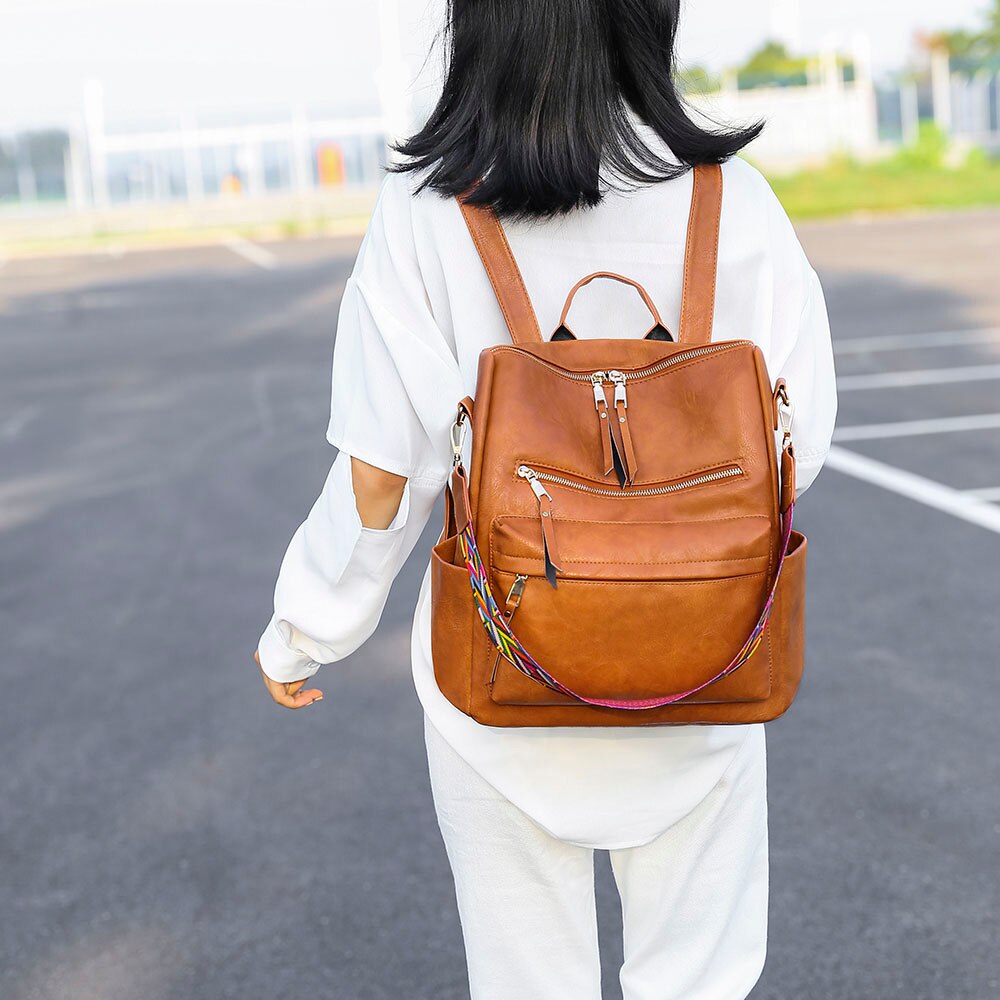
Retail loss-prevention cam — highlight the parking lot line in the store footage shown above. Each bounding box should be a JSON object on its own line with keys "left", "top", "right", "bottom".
{"left": 834, "top": 327, "right": 1000, "bottom": 354}
{"left": 222, "top": 235, "right": 278, "bottom": 270}
{"left": 825, "top": 446, "right": 1000, "bottom": 534}
{"left": 965, "top": 487, "right": 1000, "bottom": 501}
{"left": 833, "top": 413, "right": 1000, "bottom": 441}
{"left": 837, "top": 363, "right": 1000, "bottom": 391}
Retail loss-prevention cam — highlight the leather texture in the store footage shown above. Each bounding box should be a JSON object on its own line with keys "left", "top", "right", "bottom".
{"left": 557, "top": 271, "right": 670, "bottom": 340}
{"left": 678, "top": 162, "right": 722, "bottom": 345}
{"left": 459, "top": 198, "right": 543, "bottom": 345}
{"left": 431, "top": 163, "right": 808, "bottom": 727}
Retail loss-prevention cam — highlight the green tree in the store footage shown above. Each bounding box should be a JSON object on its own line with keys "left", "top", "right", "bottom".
{"left": 676, "top": 64, "right": 718, "bottom": 96}
{"left": 978, "top": 0, "right": 1000, "bottom": 48}
{"left": 940, "top": 0, "right": 1000, "bottom": 58}
{"left": 736, "top": 41, "right": 811, "bottom": 89}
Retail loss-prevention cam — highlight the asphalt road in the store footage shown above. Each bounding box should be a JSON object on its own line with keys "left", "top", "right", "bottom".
{"left": 1, "top": 209, "right": 998, "bottom": 1000}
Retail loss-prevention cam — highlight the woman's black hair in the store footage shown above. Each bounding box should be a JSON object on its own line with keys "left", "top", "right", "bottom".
{"left": 390, "top": 0, "right": 763, "bottom": 219}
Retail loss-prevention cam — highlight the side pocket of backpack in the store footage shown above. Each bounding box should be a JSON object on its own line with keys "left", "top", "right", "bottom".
{"left": 430, "top": 534, "right": 476, "bottom": 716}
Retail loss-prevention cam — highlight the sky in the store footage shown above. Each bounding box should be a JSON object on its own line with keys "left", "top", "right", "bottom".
{"left": 0, "top": 0, "right": 989, "bottom": 132}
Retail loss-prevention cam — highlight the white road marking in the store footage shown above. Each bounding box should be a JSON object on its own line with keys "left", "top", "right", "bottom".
{"left": 838, "top": 364, "right": 1000, "bottom": 391}
{"left": 825, "top": 446, "right": 1000, "bottom": 535}
{"left": 222, "top": 235, "right": 278, "bottom": 270}
{"left": 964, "top": 487, "right": 1000, "bottom": 502}
{"left": 834, "top": 327, "right": 1000, "bottom": 354}
{"left": 833, "top": 413, "right": 1000, "bottom": 441}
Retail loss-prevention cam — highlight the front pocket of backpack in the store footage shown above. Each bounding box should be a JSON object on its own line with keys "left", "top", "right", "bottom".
{"left": 487, "top": 514, "right": 775, "bottom": 705}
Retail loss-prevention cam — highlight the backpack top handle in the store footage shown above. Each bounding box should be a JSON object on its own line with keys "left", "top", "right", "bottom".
{"left": 458, "top": 162, "right": 723, "bottom": 348}
{"left": 552, "top": 270, "right": 674, "bottom": 342}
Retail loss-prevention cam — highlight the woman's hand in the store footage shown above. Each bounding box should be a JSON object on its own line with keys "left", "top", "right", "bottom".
{"left": 255, "top": 650, "right": 324, "bottom": 709}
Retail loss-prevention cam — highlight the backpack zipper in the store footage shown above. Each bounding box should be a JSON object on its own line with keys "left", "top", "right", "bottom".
{"left": 491, "top": 340, "right": 750, "bottom": 384}
{"left": 590, "top": 372, "right": 616, "bottom": 478}
{"left": 606, "top": 370, "right": 637, "bottom": 484}
{"left": 495, "top": 341, "right": 750, "bottom": 483}
{"left": 515, "top": 463, "right": 744, "bottom": 587}
{"left": 516, "top": 463, "right": 744, "bottom": 497}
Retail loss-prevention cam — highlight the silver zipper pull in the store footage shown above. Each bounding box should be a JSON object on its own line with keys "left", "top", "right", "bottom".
{"left": 590, "top": 371, "right": 615, "bottom": 475}
{"left": 607, "top": 369, "right": 627, "bottom": 407}
{"left": 517, "top": 465, "right": 561, "bottom": 586}
{"left": 590, "top": 371, "right": 607, "bottom": 410}
{"left": 516, "top": 465, "right": 552, "bottom": 501}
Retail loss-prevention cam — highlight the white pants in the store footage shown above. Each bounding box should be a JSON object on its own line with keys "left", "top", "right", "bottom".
{"left": 425, "top": 717, "right": 769, "bottom": 1000}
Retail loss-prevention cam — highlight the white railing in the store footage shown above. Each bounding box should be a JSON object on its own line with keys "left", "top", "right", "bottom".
{"left": 689, "top": 79, "right": 881, "bottom": 170}
{"left": 82, "top": 110, "right": 390, "bottom": 208}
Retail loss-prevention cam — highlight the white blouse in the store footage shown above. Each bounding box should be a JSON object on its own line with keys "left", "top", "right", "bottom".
{"left": 257, "top": 147, "right": 838, "bottom": 850}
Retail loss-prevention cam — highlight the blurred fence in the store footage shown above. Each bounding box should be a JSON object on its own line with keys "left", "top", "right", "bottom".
{"left": 0, "top": 108, "right": 389, "bottom": 213}
{"left": 692, "top": 58, "right": 1000, "bottom": 171}
{"left": 2, "top": 59, "right": 999, "bottom": 218}
{"left": 692, "top": 75, "right": 880, "bottom": 169}
{"left": 944, "top": 65, "right": 1000, "bottom": 147}
{"left": 87, "top": 115, "right": 389, "bottom": 209}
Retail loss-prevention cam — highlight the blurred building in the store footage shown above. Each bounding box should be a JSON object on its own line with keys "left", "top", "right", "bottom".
{"left": 77, "top": 91, "right": 388, "bottom": 210}
{"left": 1, "top": 34, "right": 998, "bottom": 215}
{"left": 691, "top": 35, "right": 1000, "bottom": 171}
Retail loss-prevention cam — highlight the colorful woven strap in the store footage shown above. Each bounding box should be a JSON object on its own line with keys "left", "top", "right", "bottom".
{"left": 457, "top": 503, "right": 795, "bottom": 710}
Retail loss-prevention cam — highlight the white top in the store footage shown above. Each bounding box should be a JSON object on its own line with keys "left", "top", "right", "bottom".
{"left": 257, "top": 149, "right": 838, "bottom": 850}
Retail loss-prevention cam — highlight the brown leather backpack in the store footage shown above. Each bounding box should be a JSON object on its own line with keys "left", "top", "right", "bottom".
{"left": 430, "top": 163, "right": 806, "bottom": 727}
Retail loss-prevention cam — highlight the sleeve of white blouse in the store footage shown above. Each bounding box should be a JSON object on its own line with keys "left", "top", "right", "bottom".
{"left": 758, "top": 177, "right": 839, "bottom": 498}
{"left": 256, "top": 174, "right": 463, "bottom": 684}
{"left": 783, "top": 267, "right": 838, "bottom": 497}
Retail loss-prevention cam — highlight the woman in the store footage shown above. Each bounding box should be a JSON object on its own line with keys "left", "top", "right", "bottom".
{"left": 255, "top": 1, "right": 837, "bottom": 997}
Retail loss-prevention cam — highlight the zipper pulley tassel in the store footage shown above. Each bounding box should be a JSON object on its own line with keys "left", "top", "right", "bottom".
{"left": 591, "top": 372, "right": 615, "bottom": 477}
{"left": 538, "top": 493, "right": 562, "bottom": 587}
{"left": 608, "top": 421, "right": 628, "bottom": 487}
{"left": 608, "top": 371, "right": 638, "bottom": 486}
{"left": 516, "top": 466, "right": 563, "bottom": 588}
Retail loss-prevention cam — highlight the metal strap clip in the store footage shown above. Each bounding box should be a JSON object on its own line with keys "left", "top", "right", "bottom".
{"left": 775, "top": 382, "right": 794, "bottom": 445}
{"left": 451, "top": 409, "right": 468, "bottom": 468}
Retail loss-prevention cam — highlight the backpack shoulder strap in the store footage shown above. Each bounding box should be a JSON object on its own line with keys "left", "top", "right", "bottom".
{"left": 459, "top": 165, "right": 721, "bottom": 347}
{"left": 458, "top": 198, "right": 543, "bottom": 346}
{"left": 678, "top": 163, "right": 723, "bottom": 346}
